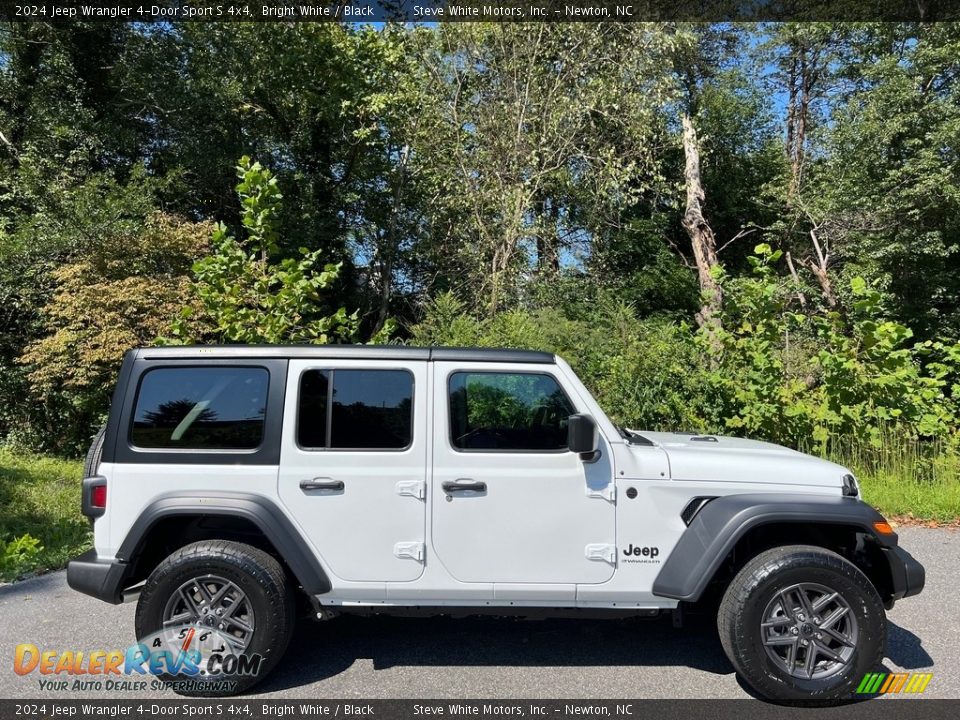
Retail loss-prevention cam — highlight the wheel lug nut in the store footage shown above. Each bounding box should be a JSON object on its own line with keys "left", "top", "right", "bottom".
{"left": 814, "top": 617, "right": 820, "bottom": 624}
{"left": 216, "top": 608, "right": 223, "bottom": 615}
{"left": 797, "top": 614, "right": 805, "bottom": 621}
{"left": 218, "top": 623, "right": 225, "bottom": 630}
{"left": 816, "top": 632, "right": 823, "bottom": 640}
{"left": 801, "top": 639, "right": 808, "bottom": 646}
{"left": 791, "top": 627, "right": 799, "bottom": 635}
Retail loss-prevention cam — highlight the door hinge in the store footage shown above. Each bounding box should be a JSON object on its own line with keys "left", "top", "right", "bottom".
{"left": 585, "top": 543, "right": 617, "bottom": 564}
{"left": 396, "top": 480, "right": 426, "bottom": 500}
{"left": 394, "top": 541, "right": 425, "bottom": 562}
{"left": 586, "top": 483, "right": 616, "bottom": 502}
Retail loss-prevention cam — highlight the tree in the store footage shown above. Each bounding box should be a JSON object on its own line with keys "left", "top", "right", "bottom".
{"left": 411, "top": 24, "right": 678, "bottom": 313}
{"left": 17, "top": 214, "right": 211, "bottom": 453}
{"left": 170, "top": 157, "right": 359, "bottom": 345}
{"left": 680, "top": 113, "right": 724, "bottom": 344}
{"left": 762, "top": 23, "right": 845, "bottom": 309}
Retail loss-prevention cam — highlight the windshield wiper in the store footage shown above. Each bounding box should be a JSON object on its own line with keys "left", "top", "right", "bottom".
{"left": 616, "top": 425, "right": 654, "bottom": 446}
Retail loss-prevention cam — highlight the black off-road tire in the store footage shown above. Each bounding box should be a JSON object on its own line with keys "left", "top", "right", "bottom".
{"left": 135, "top": 540, "right": 295, "bottom": 697}
{"left": 83, "top": 425, "right": 106, "bottom": 479}
{"left": 718, "top": 544, "right": 886, "bottom": 703}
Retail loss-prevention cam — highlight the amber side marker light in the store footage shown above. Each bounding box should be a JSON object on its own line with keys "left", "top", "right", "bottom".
{"left": 873, "top": 521, "right": 895, "bottom": 535}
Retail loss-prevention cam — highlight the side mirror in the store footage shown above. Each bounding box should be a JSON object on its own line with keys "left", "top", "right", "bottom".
{"left": 567, "top": 414, "right": 597, "bottom": 457}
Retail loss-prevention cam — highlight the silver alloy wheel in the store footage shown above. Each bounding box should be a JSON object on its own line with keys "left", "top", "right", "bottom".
{"left": 760, "top": 582, "right": 859, "bottom": 680}
{"left": 161, "top": 574, "right": 256, "bottom": 653}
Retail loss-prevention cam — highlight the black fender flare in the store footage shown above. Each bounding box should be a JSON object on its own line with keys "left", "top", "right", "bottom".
{"left": 651, "top": 493, "right": 896, "bottom": 602}
{"left": 117, "top": 491, "right": 332, "bottom": 595}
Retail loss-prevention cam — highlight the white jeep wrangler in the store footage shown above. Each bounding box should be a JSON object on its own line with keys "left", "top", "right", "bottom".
{"left": 68, "top": 345, "right": 924, "bottom": 700}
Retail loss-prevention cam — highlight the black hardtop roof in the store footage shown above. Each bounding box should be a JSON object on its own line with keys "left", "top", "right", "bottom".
{"left": 134, "top": 345, "right": 556, "bottom": 364}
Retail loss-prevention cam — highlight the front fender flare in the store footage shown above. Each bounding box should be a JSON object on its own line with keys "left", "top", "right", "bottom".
{"left": 651, "top": 493, "right": 895, "bottom": 602}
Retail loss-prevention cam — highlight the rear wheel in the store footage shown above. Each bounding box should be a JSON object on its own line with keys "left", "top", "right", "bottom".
{"left": 718, "top": 545, "right": 885, "bottom": 702}
{"left": 135, "top": 540, "right": 295, "bottom": 696}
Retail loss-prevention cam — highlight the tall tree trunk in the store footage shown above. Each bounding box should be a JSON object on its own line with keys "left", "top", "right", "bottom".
{"left": 680, "top": 114, "right": 723, "bottom": 350}
{"left": 786, "top": 48, "right": 810, "bottom": 197}
{"left": 784, "top": 37, "right": 839, "bottom": 309}
{"left": 536, "top": 199, "right": 561, "bottom": 276}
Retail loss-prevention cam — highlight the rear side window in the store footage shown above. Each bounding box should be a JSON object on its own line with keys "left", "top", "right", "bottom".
{"left": 449, "top": 372, "right": 575, "bottom": 451}
{"left": 297, "top": 369, "right": 414, "bottom": 450}
{"left": 131, "top": 367, "right": 269, "bottom": 450}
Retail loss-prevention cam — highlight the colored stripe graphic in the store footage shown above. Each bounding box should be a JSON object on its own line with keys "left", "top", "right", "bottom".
{"left": 880, "top": 674, "right": 896, "bottom": 693}
{"left": 855, "top": 673, "right": 880, "bottom": 694}
{"left": 856, "top": 672, "right": 932, "bottom": 694}
{"left": 905, "top": 673, "right": 933, "bottom": 694}
{"left": 890, "top": 673, "right": 909, "bottom": 693}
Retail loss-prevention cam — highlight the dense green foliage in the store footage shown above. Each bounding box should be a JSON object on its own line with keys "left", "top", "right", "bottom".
{"left": 1, "top": 21, "right": 958, "bottom": 482}
{"left": 168, "top": 157, "right": 359, "bottom": 346}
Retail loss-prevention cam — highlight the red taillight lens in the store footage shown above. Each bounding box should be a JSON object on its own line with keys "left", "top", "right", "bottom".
{"left": 91, "top": 484, "right": 107, "bottom": 509}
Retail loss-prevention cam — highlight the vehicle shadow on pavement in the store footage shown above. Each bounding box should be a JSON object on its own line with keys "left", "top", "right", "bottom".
{"left": 256, "top": 613, "right": 734, "bottom": 693}
{"left": 885, "top": 621, "right": 934, "bottom": 669}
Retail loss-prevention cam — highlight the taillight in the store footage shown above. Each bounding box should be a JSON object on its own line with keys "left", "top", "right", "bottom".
{"left": 82, "top": 476, "right": 107, "bottom": 519}
{"left": 91, "top": 484, "right": 107, "bottom": 509}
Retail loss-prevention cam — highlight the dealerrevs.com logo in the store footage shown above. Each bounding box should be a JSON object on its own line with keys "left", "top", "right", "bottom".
{"left": 13, "top": 627, "right": 264, "bottom": 694}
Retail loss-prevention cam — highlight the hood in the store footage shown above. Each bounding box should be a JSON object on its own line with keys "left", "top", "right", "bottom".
{"left": 628, "top": 430, "right": 850, "bottom": 489}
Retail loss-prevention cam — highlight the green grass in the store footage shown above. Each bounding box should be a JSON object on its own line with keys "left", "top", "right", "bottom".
{"left": 0, "top": 450, "right": 89, "bottom": 582}
{"left": 823, "top": 435, "right": 960, "bottom": 523}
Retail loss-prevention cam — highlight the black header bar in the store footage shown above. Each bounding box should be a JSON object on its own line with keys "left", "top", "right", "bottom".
{"left": 3, "top": 0, "right": 959, "bottom": 23}
{"left": 0, "top": 700, "right": 958, "bottom": 720}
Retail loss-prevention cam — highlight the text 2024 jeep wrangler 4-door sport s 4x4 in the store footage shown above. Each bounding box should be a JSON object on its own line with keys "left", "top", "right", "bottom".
{"left": 67, "top": 345, "right": 925, "bottom": 700}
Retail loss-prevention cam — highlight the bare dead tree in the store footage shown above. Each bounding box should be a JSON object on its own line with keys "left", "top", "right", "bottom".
{"left": 784, "top": 251, "right": 809, "bottom": 309}
{"left": 802, "top": 226, "right": 838, "bottom": 308}
{"left": 680, "top": 113, "right": 723, "bottom": 350}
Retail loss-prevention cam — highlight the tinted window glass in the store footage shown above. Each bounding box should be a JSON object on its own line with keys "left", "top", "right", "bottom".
{"left": 131, "top": 367, "right": 268, "bottom": 449}
{"left": 297, "top": 369, "right": 413, "bottom": 450}
{"left": 449, "top": 372, "right": 575, "bottom": 451}
{"left": 296, "top": 370, "right": 329, "bottom": 449}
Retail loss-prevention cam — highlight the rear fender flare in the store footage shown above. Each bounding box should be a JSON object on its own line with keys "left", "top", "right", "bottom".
{"left": 118, "top": 491, "right": 331, "bottom": 595}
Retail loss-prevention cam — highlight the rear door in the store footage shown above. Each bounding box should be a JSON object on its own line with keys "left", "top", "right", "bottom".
{"left": 430, "top": 362, "right": 616, "bottom": 586}
{"left": 278, "top": 360, "right": 427, "bottom": 582}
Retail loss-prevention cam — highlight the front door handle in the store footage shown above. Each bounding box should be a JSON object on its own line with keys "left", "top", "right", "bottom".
{"left": 300, "top": 478, "right": 344, "bottom": 492}
{"left": 442, "top": 479, "right": 487, "bottom": 493}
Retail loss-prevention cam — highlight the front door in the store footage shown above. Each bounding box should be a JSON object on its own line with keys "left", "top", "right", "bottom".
{"left": 278, "top": 360, "right": 427, "bottom": 582}
{"left": 430, "top": 363, "right": 616, "bottom": 585}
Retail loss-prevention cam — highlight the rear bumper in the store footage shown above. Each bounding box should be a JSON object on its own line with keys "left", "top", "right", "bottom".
{"left": 884, "top": 545, "right": 925, "bottom": 602}
{"left": 66, "top": 549, "right": 128, "bottom": 604}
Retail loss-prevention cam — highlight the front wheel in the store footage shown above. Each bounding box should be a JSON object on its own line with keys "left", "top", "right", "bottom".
{"left": 718, "top": 545, "right": 886, "bottom": 702}
{"left": 135, "top": 540, "right": 295, "bottom": 696}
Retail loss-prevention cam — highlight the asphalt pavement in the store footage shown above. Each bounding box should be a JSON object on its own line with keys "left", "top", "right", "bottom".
{"left": 0, "top": 527, "right": 954, "bottom": 700}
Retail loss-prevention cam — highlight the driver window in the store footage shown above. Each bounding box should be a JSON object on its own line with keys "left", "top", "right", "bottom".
{"left": 448, "top": 372, "right": 575, "bottom": 452}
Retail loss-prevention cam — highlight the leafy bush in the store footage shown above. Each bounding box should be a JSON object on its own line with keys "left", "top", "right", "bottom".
{"left": 0, "top": 533, "right": 43, "bottom": 581}
{"left": 170, "top": 157, "right": 359, "bottom": 345}
{"left": 713, "top": 244, "right": 960, "bottom": 448}
{"left": 411, "top": 292, "right": 726, "bottom": 433}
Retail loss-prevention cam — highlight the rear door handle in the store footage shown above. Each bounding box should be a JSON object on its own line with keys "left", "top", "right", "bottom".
{"left": 300, "top": 478, "right": 344, "bottom": 492}
{"left": 442, "top": 480, "right": 487, "bottom": 493}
